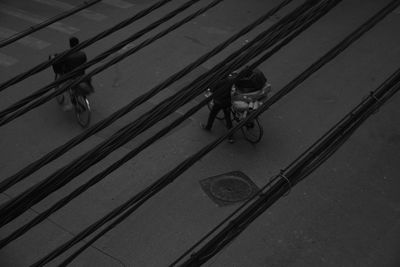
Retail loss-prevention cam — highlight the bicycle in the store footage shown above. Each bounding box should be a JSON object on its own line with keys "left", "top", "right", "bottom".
{"left": 205, "top": 84, "right": 271, "bottom": 144}
{"left": 49, "top": 54, "right": 92, "bottom": 128}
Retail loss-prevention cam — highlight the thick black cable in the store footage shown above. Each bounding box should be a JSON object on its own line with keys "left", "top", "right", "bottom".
{"left": 0, "top": 0, "right": 173, "bottom": 92}
{"left": 0, "top": 1, "right": 330, "bottom": 245}
{"left": 0, "top": 0, "right": 232, "bottom": 194}
{"left": 174, "top": 68, "right": 400, "bottom": 266}
{"left": 0, "top": 0, "right": 293, "bottom": 194}
{"left": 64, "top": 1, "right": 400, "bottom": 264}
{"left": 51, "top": 0, "right": 396, "bottom": 263}
{"left": 0, "top": 2, "right": 317, "bottom": 249}
{"left": 171, "top": 70, "right": 400, "bottom": 267}
{"left": 180, "top": 68, "right": 400, "bottom": 266}
{"left": 170, "top": 4, "right": 347, "bottom": 264}
{"left": 57, "top": 2, "right": 343, "bottom": 265}
{"left": 294, "top": 79, "right": 400, "bottom": 183}
{"left": 252, "top": 0, "right": 400, "bottom": 175}
{"left": 291, "top": 74, "right": 400, "bottom": 183}
{"left": 28, "top": 1, "right": 344, "bottom": 266}
{"left": 0, "top": 0, "right": 102, "bottom": 48}
{"left": 0, "top": 0, "right": 203, "bottom": 120}
{"left": 0, "top": 0, "right": 233, "bottom": 226}
{"left": 0, "top": 0, "right": 324, "bottom": 229}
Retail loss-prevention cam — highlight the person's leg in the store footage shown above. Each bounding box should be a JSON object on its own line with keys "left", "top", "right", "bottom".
{"left": 204, "top": 104, "right": 221, "bottom": 130}
{"left": 222, "top": 106, "right": 233, "bottom": 129}
{"left": 222, "top": 106, "right": 235, "bottom": 143}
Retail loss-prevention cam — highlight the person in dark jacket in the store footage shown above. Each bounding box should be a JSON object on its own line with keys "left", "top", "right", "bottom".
{"left": 62, "top": 37, "right": 87, "bottom": 76}
{"left": 53, "top": 37, "right": 92, "bottom": 110}
{"left": 201, "top": 76, "right": 235, "bottom": 143}
{"left": 64, "top": 37, "right": 94, "bottom": 96}
{"left": 52, "top": 37, "right": 87, "bottom": 76}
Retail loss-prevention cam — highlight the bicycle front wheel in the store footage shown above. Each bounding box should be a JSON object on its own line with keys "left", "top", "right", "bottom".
{"left": 74, "top": 95, "right": 91, "bottom": 128}
{"left": 241, "top": 117, "right": 263, "bottom": 144}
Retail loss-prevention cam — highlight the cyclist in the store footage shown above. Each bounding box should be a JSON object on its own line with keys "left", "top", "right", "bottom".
{"left": 53, "top": 37, "right": 93, "bottom": 110}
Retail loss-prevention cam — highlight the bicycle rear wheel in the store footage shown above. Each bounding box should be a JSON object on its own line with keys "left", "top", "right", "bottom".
{"left": 74, "top": 95, "right": 91, "bottom": 128}
{"left": 241, "top": 117, "right": 263, "bottom": 144}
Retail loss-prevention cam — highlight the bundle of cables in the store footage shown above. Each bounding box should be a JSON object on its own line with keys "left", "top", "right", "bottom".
{"left": 0, "top": 0, "right": 174, "bottom": 92}
{"left": 0, "top": 0, "right": 295, "bottom": 195}
{"left": 174, "top": 63, "right": 400, "bottom": 267}
{"left": 0, "top": 0, "right": 225, "bottom": 123}
{"left": 44, "top": 1, "right": 400, "bottom": 265}
{"left": 0, "top": 0, "right": 342, "bottom": 264}
{"left": 2, "top": 0, "right": 398, "bottom": 265}
{"left": 0, "top": 0, "right": 336, "bottom": 228}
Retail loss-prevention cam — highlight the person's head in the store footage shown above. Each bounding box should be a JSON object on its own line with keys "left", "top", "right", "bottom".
{"left": 69, "top": 37, "right": 79, "bottom": 48}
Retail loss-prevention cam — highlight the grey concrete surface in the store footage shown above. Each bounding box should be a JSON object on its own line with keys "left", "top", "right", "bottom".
{"left": 0, "top": 0, "right": 399, "bottom": 266}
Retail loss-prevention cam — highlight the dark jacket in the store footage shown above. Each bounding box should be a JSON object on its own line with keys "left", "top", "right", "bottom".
{"left": 62, "top": 51, "right": 87, "bottom": 76}
{"left": 53, "top": 51, "right": 87, "bottom": 76}
{"left": 210, "top": 77, "right": 235, "bottom": 107}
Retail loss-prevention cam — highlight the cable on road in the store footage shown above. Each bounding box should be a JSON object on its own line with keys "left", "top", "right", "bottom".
{"left": 0, "top": 0, "right": 330, "bottom": 254}
{"left": 0, "top": 0, "right": 320, "bottom": 230}
{"left": 0, "top": 0, "right": 206, "bottom": 121}
{"left": 3, "top": 0, "right": 394, "bottom": 264}
{"left": 43, "top": 0, "right": 396, "bottom": 266}
{"left": 0, "top": 0, "right": 174, "bottom": 92}
{"left": 0, "top": 0, "right": 323, "bottom": 250}
{"left": 22, "top": 1, "right": 351, "bottom": 265}
{"left": 171, "top": 1, "right": 400, "bottom": 264}
{"left": 0, "top": 0, "right": 330, "bottom": 231}
{"left": 177, "top": 65, "right": 400, "bottom": 266}
{"left": 0, "top": 0, "right": 102, "bottom": 48}
{"left": 53, "top": 2, "right": 350, "bottom": 265}
{"left": 0, "top": 0, "right": 293, "bottom": 194}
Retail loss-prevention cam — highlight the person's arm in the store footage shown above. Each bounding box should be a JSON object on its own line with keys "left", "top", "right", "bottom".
{"left": 209, "top": 80, "right": 221, "bottom": 94}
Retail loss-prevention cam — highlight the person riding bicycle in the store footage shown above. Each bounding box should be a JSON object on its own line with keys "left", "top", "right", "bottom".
{"left": 232, "top": 66, "right": 270, "bottom": 119}
{"left": 52, "top": 37, "right": 93, "bottom": 110}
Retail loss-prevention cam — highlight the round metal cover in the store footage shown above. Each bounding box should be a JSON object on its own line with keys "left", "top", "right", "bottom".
{"left": 209, "top": 175, "right": 253, "bottom": 202}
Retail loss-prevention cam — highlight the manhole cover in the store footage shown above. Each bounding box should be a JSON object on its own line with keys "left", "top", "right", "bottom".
{"left": 200, "top": 171, "right": 259, "bottom": 206}
{"left": 210, "top": 176, "right": 253, "bottom": 202}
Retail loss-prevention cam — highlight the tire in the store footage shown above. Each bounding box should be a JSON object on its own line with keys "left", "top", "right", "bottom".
{"left": 241, "top": 117, "right": 263, "bottom": 144}
{"left": 74, "top": 95, "right": 91, "bottom": 128}
{"left": 207, "top": 100, "right": 224, "bottom": 120}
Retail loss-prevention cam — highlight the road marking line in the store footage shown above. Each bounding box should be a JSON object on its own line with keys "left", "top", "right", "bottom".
{"left": 0, "top": 4, "right": 79, "bottom": 35}
{"left": 0, "top": 53, "right": 18, "bottom": 67}
{"left": 32, "top": 0, "right": 107, "bottom": 21}
{"left": 102, "top": 0, "right": 134, "bottom": 9}
{"left": 0, "top": 27, "right": 50, "bottom": 50}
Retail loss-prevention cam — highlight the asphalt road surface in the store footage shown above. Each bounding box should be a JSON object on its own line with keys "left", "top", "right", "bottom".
{"left": 0, "top": 0, "right": 399, "bottom": 266}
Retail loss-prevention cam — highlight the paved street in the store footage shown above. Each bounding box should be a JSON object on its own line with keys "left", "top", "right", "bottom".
{"left": 0, "top": 0, "right": 399, "bottom": 266}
